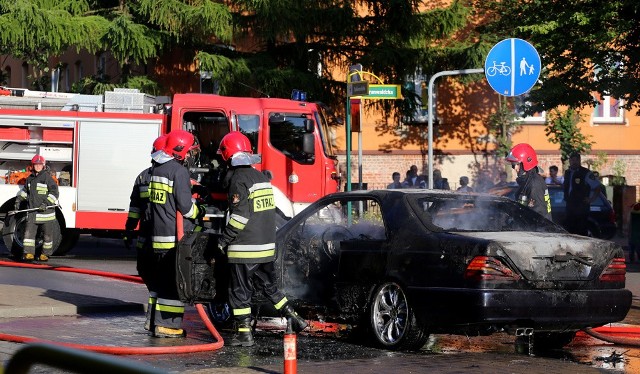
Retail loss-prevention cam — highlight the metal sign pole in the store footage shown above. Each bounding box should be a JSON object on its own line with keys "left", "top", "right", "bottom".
{"left": 427, "top": 68, "right": 484, "bottom": 189}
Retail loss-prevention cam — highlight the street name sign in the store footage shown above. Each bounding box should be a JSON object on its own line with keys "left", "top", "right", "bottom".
{"left": 484, "top": 38, "right": 541, "bottom": 96}
{"left": 366, "top": 84, "right": 402, "bottom": 99}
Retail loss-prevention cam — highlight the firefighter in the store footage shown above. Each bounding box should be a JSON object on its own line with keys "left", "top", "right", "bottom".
{"left": 217, "top": 131, "right": 308, "bottom": 347}
{"left": 124, "top": 134, "right": 167, "bottom": 333}
{"left": 505, "top": 143, "right": 552, "bottom": 220}
{"left": 148, "top": 129, "right": 206, "bottom": 338}
{"left": 14, "top": 155, "right": 59, "bottom": 262}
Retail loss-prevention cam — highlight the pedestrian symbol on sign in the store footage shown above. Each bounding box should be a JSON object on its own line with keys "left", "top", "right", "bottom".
{"left": 484, "top": 38, "right": 541, "bottom": 97}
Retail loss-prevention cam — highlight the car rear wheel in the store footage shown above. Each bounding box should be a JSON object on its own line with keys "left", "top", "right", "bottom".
{"left": 368, "top": 282, "right": 429, "bottom": 351}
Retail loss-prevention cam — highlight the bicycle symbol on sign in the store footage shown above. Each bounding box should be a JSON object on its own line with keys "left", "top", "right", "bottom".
{"left": 486, "top": 61, "right": 511, "bottom": 77}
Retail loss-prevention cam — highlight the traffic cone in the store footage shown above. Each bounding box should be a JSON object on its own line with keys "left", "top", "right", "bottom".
{"left": 284, "top": 317, "right": 297, "bottom": 374}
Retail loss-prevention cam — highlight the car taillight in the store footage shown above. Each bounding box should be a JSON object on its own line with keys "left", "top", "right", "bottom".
{"left": 464, "top": 256, "right": 520, "bottom": 282}
{"left": 599, "top": 257, "right": 626, "bottom": 282}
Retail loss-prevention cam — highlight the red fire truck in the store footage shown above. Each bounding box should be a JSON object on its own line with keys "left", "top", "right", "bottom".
{"left": 0, "top": 88, "right": 341, "bottom": 255}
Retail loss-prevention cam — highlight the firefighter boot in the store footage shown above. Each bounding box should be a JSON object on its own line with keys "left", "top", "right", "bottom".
{"left": 22, "top": 253, "right": 34, "bottom": 262}
{"left": 229, "top": 317, "right": 255, "bottom": 347}
{"left": 282, "top": 303, "right": 308, "bottom": 333}
{"left": 153, "top": 326, "right": 186, "bottom": 338}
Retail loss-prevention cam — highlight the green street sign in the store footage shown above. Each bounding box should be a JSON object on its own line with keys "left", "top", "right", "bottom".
{"left": 366, "top": 84, "right": 402, "bottom": 99}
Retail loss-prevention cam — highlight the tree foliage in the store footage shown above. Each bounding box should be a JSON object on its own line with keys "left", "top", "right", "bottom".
{"left": 476, "top": 0, "right": 640, "bottom": 114}
{"left": 544, "top": 108, "right": 593, "bottom": 162}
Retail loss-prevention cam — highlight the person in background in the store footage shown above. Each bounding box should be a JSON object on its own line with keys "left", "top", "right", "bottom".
{"left": 14, "top": 155, "right": 59, "bottom": 262}
{"left": 493, "top": 171, "right": 509, "bottom": 188}
{"left": 629, "top": 202, "right": 640, "bottom": 263}
{"left": 474, "top": 169, "right": 495, "bottom": 193}
{"left": 403, "top": 164, "right": 426, "bottom": 188}
{"left": 387, "top": 172, "right": 403, "bottom": 189}
{"left": 217, "top": 131, "right": 308, "bottom": 347}
{"left": 545, "top": 165, "right": 564, "bottom": 185}
{"left": 124, "top": 135, "right": 167, "bottom": 334}
{"left": 563, "top": 152, "right": 601, "bottom": 236}
{"left": 432, "top": 169, "right": 450, "bottom": 190}
{"left": 457, "top": 176, "right": 473, "bottom": 192}
{"left": 506, "top": 143, "right": 551, "bottom": 220}
{"left": 15, "top": 155, "right": 59, "bottom": 262}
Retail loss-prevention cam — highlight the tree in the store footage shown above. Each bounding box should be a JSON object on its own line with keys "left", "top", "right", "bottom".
{"left": 544, "top": 108, "right": 593, "bottom": 163}
{"left": 475, "top": 0, "right": 640, "bottom": 114}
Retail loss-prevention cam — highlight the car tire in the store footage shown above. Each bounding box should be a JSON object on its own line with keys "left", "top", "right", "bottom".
{"left": 2, "top": 213, "right": 62, "bottom": 257}
{"left": 368, "top": 282, "right": 429, "bottom": 351}
{"left": 533, "top": 331, "right": 577, "bottom": 350}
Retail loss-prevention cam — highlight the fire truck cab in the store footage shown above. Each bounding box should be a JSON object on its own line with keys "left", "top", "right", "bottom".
{"left": 0, "top": 88, "right": 340, "bottom": 256}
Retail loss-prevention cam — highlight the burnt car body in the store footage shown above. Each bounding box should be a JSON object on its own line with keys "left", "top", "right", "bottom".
{"left": 490, "top": 184, "right": 617, "bottom": 239}
{"left": 178, "top": 189, "right": 631, "bottom": 351}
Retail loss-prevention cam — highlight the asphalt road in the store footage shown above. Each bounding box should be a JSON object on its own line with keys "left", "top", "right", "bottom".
{"left": 1, "top": 235, "right": 640, "bottom": 373}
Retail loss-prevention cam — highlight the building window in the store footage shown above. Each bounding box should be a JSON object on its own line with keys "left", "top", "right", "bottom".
{"left": 514, "top": 95, "right": 546, "bottom": 124}
{"left": 75, "top": 60, "right": 83, "bottom": 81}
{"left": 21, "top": 63, "right": 29, "bottom": 88}
{"left": 2, "top": 66, "right": 11, "bottom": 86}
{"left": 96, "top": 53, "right": 107, "bottom": 79}
{"left": 592, "top": 92, "right": 624, "bottom": 124}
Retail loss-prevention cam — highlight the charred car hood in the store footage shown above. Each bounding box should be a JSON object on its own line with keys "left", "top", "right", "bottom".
{"left": 454, "top": 231, "right": 619, "bottom": 281}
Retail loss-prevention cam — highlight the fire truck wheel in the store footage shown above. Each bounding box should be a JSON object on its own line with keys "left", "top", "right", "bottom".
{"left": 54, "top": 230, "right": 80, "bottom": 256}
{"left": 2, "top": 214, "right": 62, "bottom": 257}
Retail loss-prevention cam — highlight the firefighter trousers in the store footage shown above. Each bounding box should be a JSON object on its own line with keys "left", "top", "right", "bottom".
{"left": 153, "top": 248, "right": 185, "bottom": 329}
{"left": 136, "top": 237, "right": 158, "bottom": 331}
{"left": 22, "top": 213, "right": 53, "bottom": 256}
{"left": 228, "top": 261, "right": 287, "bottom": 319}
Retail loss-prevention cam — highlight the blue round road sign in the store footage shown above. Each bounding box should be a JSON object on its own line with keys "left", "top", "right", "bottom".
{"left": 484, "top": 38, "right": 541, "bottom": 97}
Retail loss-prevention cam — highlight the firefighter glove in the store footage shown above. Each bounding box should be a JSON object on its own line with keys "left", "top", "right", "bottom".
{"left": 14, "top": 201, "right": 20, "bottom": 211}
{"left": 123, "top": 230, "right": 134, "bottom": 250}
{"left": 197, "top": 204, "right": 207, "bottom": 219}
{"left": 38, "top": 203, "right": 48, "bottom": 212}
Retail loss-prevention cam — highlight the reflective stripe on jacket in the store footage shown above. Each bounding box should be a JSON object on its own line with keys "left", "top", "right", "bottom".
{"left": 220, "top": 166, "right": 276, "bottom": 264}
{"left": 148, "top": 159, "right": 200, "bottom": 250}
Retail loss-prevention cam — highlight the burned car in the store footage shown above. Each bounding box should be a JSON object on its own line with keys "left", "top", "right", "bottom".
{"left": 179, "top": 189, "right": 631, "bottom": 351}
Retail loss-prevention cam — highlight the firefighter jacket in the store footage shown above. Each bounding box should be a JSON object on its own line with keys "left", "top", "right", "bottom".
{"left": 126, "top": 166, "right": 153, "bottom": 246}
{"left": 515, "top": 170, "right": 551, "bottom": 220}
{"left": 563, "top": 166, "right": 598, "bottom": 215}
{"left": 219, "top": 165, "right": 276, "bottom": 264}
{"left": 16, "top": 169, "right": 59, "bottom": 223}
{"left": 148, "top": 159, "right": 202, "bottom": 250}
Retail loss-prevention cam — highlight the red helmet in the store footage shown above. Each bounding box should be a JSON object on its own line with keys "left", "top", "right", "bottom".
{"left": 506, "top": 143, "right": 538, "bottom": 171}
{"left": 164, "top": 130, "right": 198, "bottom": 160}
{"left": 217, "top": 131, "right": 252, "bottom": 161}
{"left": 31, "top": 155, "right": 46, "bottom": 165}
{"left": 152, "top": 135, "right": 168, "bottom": 154}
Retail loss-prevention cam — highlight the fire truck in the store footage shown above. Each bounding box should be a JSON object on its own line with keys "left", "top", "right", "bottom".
{"left": 0, "top": 88, "right": 341, "bottom": 255}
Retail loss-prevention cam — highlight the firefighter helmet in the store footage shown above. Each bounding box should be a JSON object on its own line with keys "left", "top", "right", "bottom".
{"left": 31, "top": 155, "right": 46, "bottom": 165}
{"left": 152, "top": 135, "right": 168, "bottom": 154}
{"left": 164, "top": 130, "right": 198, "bottom": 160}
{"left": 217, "top": 131, "right": 252, "bottom": 161}
{"left": 506, "top": 143, "right": 538, "bottom": 171}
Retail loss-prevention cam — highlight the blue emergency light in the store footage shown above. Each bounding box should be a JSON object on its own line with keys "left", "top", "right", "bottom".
{"left": 291, "top": 89, "right": 307, "bottom": 101}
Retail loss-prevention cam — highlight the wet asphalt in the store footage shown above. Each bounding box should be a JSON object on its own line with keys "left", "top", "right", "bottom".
{"left": 1, "top": 235, "right": 640, "bottom": 373}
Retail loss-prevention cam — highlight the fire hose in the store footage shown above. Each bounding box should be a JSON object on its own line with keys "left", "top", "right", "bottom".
{"left": 0, "top": 259, "right": 224, "bottom": 355}
{"left": 1, "top": 259, "right": 640, "bottom": 351}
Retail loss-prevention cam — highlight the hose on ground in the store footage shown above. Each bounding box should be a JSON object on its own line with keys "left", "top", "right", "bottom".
{"left": 0, "top": 259, "right": 224, "bottom": 354}
{"left": 581, "top": 326, "right": 640, "bottom": 347}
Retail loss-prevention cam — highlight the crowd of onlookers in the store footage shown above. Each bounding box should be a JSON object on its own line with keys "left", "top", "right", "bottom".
{"left": 386, "top": 164, "right": 568, "bottom": 193}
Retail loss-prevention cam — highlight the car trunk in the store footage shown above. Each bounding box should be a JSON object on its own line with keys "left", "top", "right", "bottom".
{"left": 456, "top": 231, "right": 620, "bottom": 282}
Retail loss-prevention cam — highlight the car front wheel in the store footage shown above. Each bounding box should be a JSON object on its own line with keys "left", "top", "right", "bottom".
{"left": 369, "top": 282, "right": 429, "bottom": 351}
